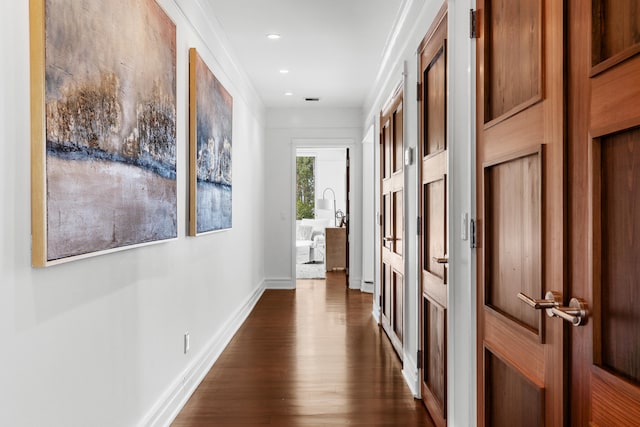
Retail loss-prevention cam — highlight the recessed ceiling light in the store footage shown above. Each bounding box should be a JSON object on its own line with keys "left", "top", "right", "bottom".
{"left": 284, "top": 92, "right": 293, "bottom": 96}
{"left": 266, "top": 33, "right": 281, "bottom": 40}
{"left": 279, "top": 69, "right": 289, "bottom": 74}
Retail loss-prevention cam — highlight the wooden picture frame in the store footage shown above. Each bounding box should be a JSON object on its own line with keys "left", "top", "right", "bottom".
{"left": 189, "top": 48, "right": 233, "bottom": 236}
{"left": 30, "top": 0, "right": 177, "bottom": 266}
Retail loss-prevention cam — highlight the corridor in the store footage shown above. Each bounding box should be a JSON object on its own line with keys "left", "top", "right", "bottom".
{"left": 173, "top": 273, "right": 434, "bottom": 426}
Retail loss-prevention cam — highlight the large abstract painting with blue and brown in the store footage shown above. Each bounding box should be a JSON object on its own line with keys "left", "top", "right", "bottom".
{"left": 44, "top": 0, "right": 177, "bottom": 261}
{"left": 193, "top": 50, "right": 233, "bottom": 233}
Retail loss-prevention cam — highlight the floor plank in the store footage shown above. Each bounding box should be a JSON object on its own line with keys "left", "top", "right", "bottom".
{"left": 172, "top": 273, "right": 435, "bottom": 426}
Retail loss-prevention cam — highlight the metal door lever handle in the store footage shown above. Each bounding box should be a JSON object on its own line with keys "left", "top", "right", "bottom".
{"left": 432, "top": 256, "right": 448, "bottom": 264}
{"left": 517, "top": 292, "right": 588, "bottom": 326}
{"left": 383, "top": 236, "right": 396, "bottom": 242}
{"left": 550, "top": 298, "right": 588, "bottom": 326}
{"left": 517, "top": 291, "right": 561, "bottom": 310}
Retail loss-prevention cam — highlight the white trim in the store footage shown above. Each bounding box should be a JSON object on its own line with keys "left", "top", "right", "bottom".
{"left": 348, "top": 276, "right": 362, "bottom": 290}
{"left": 402, "top": 352, "right": 420, "bottom": 398}
{"left": 361, "top": 280, "right": 374, "bottom": 294}
{"left": 139, "top": 281, "right": 265, "bottom": 427}
{"left": 372, "top": 299, "right": 381, "bottom": 324}
{"left": 264, "top": 277, "right": 295, "bottom": 290}
{"left": 291, "top": 139, "right": 358, "bottom": 286}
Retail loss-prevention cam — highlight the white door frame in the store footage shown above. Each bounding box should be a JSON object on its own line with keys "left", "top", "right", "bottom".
{"left": 291, "top": 138, "right": 358, "bottom": 288}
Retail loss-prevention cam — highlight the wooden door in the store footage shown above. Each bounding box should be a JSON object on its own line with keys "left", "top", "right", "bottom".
{"left": 476, "top": 0, "right": 566, "bottom": 425}
{"left": 568, "top": 2, "right": 640, "bottom": 424}
{"left": 345, "top": 148, "right": 350, "bottom": 281}
{"left": 380, "top": 85, "right": 404, "bottom": 358}
{"left": 418, "top": 4, "right": 448, "bottom": 426}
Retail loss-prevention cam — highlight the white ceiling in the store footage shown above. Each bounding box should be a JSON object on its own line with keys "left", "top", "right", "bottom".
{"left": 205, "top": 0, "right": 406, "bottom": 108}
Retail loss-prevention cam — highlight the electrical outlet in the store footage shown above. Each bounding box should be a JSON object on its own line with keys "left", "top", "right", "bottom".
{"left": 184, "top": 332, "right": 190, "bottom": 354}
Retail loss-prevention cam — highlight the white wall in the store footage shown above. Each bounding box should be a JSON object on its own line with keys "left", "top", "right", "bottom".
{"left": 0, "top": 1, "right": 265, "bottom": 426}
{"left": 362, "top": 0, "right": 476, "bottom": 425}
{"left": 361, "top": 126, "right": 375, "bottom": 288}
{"left": 264, "top": 108, "right": 363, "bottom": 290}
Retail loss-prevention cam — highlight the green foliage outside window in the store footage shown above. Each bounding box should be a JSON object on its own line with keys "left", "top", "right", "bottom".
{"left": 296, "top": 156, "right": 315, "bottom": 219}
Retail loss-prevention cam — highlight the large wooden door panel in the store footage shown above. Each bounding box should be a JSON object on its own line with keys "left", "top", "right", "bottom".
{"left": 380, "top": 85, "right": 404, "bottom": 359}
{"left": 484, "top": 149, "right": 542, "bottom": 335}
{"left": 484, "top": 349, "right": 543, "bottom": 427}
{"left": 477, "top": 0, "right": 565, "bottom": 425}
{"left": 568, "top": 0, "right": 640, "bottom": 425}
{"left": 483, "top": 0, "right": 542, "bottom": 126}
{"left": 419, "top": 5, "right": 448, "bottom": 426}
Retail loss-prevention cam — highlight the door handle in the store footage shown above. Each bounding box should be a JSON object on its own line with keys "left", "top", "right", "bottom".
{"left": 383, "top": 236, "right": 396, "bottom": 242}
{"left": 517, "top": 291, "right": 561, "bottom": 311}
{"left": 549, "top": 298, "right": 589, "bottom": 326}
{"left": 432, "top": 256, "right": 448, "bottom": 264}
{"left": 517, "top": 292, "right": 589, "bottom": 326}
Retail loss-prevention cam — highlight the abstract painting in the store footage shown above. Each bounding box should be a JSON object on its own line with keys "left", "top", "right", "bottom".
{"left": 189, "top": 48, "right": 233, "bottom": 235}
{"left": 30, "top": 0, "right": 177, "bottom": 266}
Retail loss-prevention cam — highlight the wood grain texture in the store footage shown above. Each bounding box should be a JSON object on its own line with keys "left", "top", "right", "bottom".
{"left": 484, "top": 153, "right": 541, "bottom": 332}
{"left": 592, "top": 0, "right": 640, "bottom": 66}
{"left": 600, "top": 128, "right": 640, "bottom": 385}
{"left": 380, "top": 85, "right": 405, "bottom": 359}
{"left": 484, "top": 0, "right": 542, "bottom": 124}
{"left": 394, "top": 190, "right": 403, "bottom": 256}
{"left": 30, "top": 0, "right": 47, "bottom": 267}
{"left": 569, "top": 0, "right": 640, "bottom": 423}
{"left": 592, "top": 367, "right": 640, "bottom": 426}
{"left": 418, "top": 9, "right": 448, "bottom": 426}
{"left": 590, "top": 56, "right": 640, "bottom": 138}
{"left": 426, "top": 48, "right": 446, "bottom": 157}
{"left": 423, "top": 298, "right": 446, "bottom": 418}
{"left": 477, "top": 0, "right": 566, "bottom": 424}
{"left": 172, "top": 275, "right": 435, "bottom": 426}
{"left": 383, "top": 264, "right": 392, "bottom": 326}
{"left": 393, "top": 271, "right": 404, "bottom": 341}
{"left": 325, "top": 227, "right": 347, "bottom": 271}
{"left": 394, "top": 104, "right": 404, "bottom": 174}
{"left": 567, "top": 1, "right": 593, "bottom": 424}
{"left": 188, "top": 48, "right": 197, "bottom": 236}
{"left": 425, "top": 179, "right": 446, "bottom": 282}
{"left": 485, "top": 350, "right": 543, "bottom": 427}
{"left": 483, "top": 312, "right": 545, "bottom": 384}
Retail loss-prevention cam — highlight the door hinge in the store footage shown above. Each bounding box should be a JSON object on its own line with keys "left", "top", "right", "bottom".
{"left": 417, "top": 350, "right": 422, "bottom": 369}
{"left": 417, "top": 82, "right": 422, "bottom": 102}
{"left": 470, "top": 218, "right": 477, "bottom": 249}
{"left": 417, "top": 216, "right": 422, "bottom": 236}
{"left": 470, "top": 9, "right": 478, "bottom": 39}
{"left": 378, "top": 213, "right": 382, "bottom": 226}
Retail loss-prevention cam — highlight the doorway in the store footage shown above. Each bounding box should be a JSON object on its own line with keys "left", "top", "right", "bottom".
{"left": 295, "top": 147, "right": 349, "bottom": 281}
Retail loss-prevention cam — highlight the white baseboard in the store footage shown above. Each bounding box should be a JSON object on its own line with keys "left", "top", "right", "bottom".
{"left": 139, "top": 280, "right": 265, "bottom": 427}
{"left": 360, "top": 280, "right": 374, "bottom": 293}
{"left": 348, "top": 276, "right": 362, "bottom": 290}
{"left": 264, "top": 277, "right": 295, "bottom": 289}
{"left": 372, "top": 300, "right": 381, "bottom": 324}
{"left": 402, "top": 352, "right": 420, "bottom": 399}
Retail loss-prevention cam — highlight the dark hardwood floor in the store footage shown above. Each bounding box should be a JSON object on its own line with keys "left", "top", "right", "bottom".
{"left": 172, "top": 272, "right": 435, "bottom": 426}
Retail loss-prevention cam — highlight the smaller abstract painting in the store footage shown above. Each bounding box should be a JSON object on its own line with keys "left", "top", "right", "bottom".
{"left": 189, "top": 48, "right": 233, "bottom": 235}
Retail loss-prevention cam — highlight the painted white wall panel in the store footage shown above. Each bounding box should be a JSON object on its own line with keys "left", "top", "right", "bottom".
{"left": 0, "top": 1, "right": 266, "bottom": 425}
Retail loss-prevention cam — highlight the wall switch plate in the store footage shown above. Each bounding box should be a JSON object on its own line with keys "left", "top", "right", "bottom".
{"left": 184, "top": 332, "right": 190, "bottom": 354}
{"left": 404, "top": 147, "right": 414, "bottom": 166}
{"left": 461, "top": 213, "right": 469, "bottom": 241}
